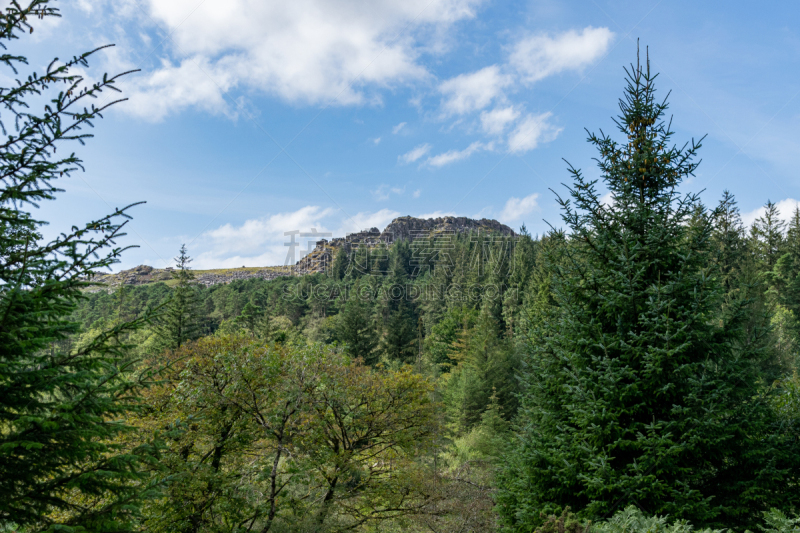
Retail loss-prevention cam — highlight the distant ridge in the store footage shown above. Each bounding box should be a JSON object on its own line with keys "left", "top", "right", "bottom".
{"left": 295, "top": 215, "right": 515, "bottom": 274}
{"left": 93, "top": 216, "right": 515, "bottom": 289}
{"left": 381, "top": 215, "right": 515, "bottom": 243}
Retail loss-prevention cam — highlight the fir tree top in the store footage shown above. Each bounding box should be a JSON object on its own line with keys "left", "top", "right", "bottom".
{"left": 560, "top": 46, "right": 704, "bottom": 239}
{"left": 498, "top": 47, "right": 800, "bottom": 531}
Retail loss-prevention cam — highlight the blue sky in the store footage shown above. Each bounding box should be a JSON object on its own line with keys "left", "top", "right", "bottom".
{"left": 18, "top": 0, "right": 800, "bottom": 270}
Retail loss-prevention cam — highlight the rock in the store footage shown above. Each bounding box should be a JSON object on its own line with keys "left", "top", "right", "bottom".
{"left": 87, "top": 216, "right": 517, "bottom": 288}
{"left": 380, "top": 215, "right": 515, "bottom": 243}
{"left": 294, "top": 215, "right": 515, "bottom": 274}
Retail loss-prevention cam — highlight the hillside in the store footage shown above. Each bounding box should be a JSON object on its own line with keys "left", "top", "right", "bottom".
{"left": 295, "top": 215, "right": 516, "bottom": 274}
{"left": 90, "top": 264, "right": 294, "bottom": 292}
{"left": 94, "top": 215, "right": 516, "bottom": 289}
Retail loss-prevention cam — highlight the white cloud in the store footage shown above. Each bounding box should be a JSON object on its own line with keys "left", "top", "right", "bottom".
{"left": 507, "top": 112, "right": 562, "bottom": 153}
{"left": 76, "top": 0, "right": 95, "bottom": 12}
{"left": 426, "top": 141, "right": 490, "bottom": 167}
{"left": 418, "top": 210, "right": 457, "bottom": 219}
{"left": 399, "top": 143, "right": 432, "bottom": 164}
{"left": 421, "top": 27, "right": 610, "bottom": 154}
{"left": 121, "top": 0, "right": 483, "bottom": 120}
{"left": 439, "top": 65, "right": 512, "bottom": 115}
{"left": 392, "top": 121, "right": 407, "bottom": 134}
{"left": 510, "top": 27, "right": 614, "bottom": 84}
{"left": 195, "top": 205, "right": 337, "bottom": 268}
{"left": 600, "top": 191, "right": 615, "bottom": 208}
{"left": 473, "top": 206, "right": 493, "bottom": 219}
{"left": 413, "top": 189, "right": 421, "bottom": 198}
{"left": 124, "top": 56, "right": 243, "bottom": 120}
{"left": 372, "top": 137, "right": 381, "bottom": 144}
{"left": 500, "top": 193, "right": 540, "bottom": 223}
{"left": 204, "top": 205, "right": 335, "bottom": 253}
{"left": 480, "top": 105, "right": 520, "bottom": 135}
{"left": 340, "top": 209, "right": 401, "bottom": 233}
{"left": 742, "top": 198, "right": 800, "bottom": 228}
{"left": 194, "top": 205, "right": 409, "bottom": 268}
{"left": 372, "top": 184, "right": 405, "bottom": 201}
{"left": 74, "top": 0, "right": 139, "bottom": 14}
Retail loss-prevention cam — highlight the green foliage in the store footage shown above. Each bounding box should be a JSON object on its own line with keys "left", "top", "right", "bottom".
{"left": 533, "top": 508, "right": 587, "bottom": 533}
{"left": 751, "top": 201, "right": 786, "bottom": 270}
{"left": 759, "top": 508, "right": 800, "bottom": 533}
{"left": 445, "top": 389, "right": 511, "bottom": 466}
{"left": 497, "top": 53, "right": 800, "bottom": 531}
{"left": 441, "top": 310, "right": 518, "bottom": 435}
{"left": 774, "top": 371, "right": 800, "bottom": 419}
{"left": 137, "top": 335, "right": 437, "bottom": 533}
{"left": 48, "top": 46, "right": 800, "bottom": 532}
{"left": 154, "top": 245, "right": 202, "bottom": 351}
{"left": 0, "top": 2, "right": 157, "bottom": 530}
{"left": 772, "top": 208, "right": 800, "bottom": 343}
{"left": 591, "top": 507, "right": 724, "bottom": 533}
{"left": 710, "top": 190, "right": 746, "bottom": 292}
{"left": 532, "top": 506, "right": 800, "bottom": 533}
{"left": 335, "top": 288, "right": 379, "bottom": 364}
{"left": 380, "top": 297, "right": 418, "bottom": 363}
{"left": 426, "top": 305, "right": 479, "bottom": 367}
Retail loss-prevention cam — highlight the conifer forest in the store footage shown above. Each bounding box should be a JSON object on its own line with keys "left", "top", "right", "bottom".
{"left": 1, "top": 2, "right": 799, "bottom": 532}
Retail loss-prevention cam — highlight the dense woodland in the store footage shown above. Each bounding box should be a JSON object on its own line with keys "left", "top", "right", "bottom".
{"left": 2, "top": 2, "right": 800, "bottom": 532}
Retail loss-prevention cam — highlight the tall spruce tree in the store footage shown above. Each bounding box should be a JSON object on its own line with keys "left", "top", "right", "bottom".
{"left": 711, "top": 190, "right": 746, "bottom": 292}
{"left": 336, "top": 287, "right": 378, "bottom": 365}
{"left": 785, "top": 207, "right": 800, "bottom": 260}
{"left": 0, "top": 2, "right": 157, "bottom": 530}
{"left": 381, "top": 297, "right": 417, "bottom": 362}
{"left": 155, "top": 244, "right": 201, "bottom": 351}
{"left": 774, "top": 208, "right": 800, "bottom": 332}
{"left": 750, "top": 200, "right": 786, "bottom": 271}
{"left": 379, "top": 257, "right": 417, "bottom": 363}
{"left": 497, "top": 51, "right": 800, "bottom": 530}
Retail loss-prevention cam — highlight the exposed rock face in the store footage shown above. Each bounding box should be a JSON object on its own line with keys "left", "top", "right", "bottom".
{"left": 194, "top": 268, "right": 292, "bottom": 287}
{"left": 91, "top": 265, "right": 172, "bottom": 290}
{"left": 89, "top": 216, "right": 516, "bottom": 288}
{"left": 294, "top": 226, "right": 390, "bottom": 275}
{"left": 380, "top": 216, "right": 515, "bottom": 242}
{"left": 294, "top": 216, "right": 515, "bottom": 274}
{"left": 90, "top": 266, "right": 293, "bottom": 292}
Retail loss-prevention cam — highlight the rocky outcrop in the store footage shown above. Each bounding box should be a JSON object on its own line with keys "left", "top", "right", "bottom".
{"left": 294, "top": 215, "right": 515, "bottom": 274}
{"left": 194, "top": 268, "right": 293, "bottom": 287}
{"left": 91, "top": 264, "right": 171, "bottom": 290}
{"left": 90, "top": 265, "right": 293, "bottom": 291}
{"left": 89, "top": 216, "right": 516, "bottom": 288}
{"left": 294, "top": 226, "right": 391, "bottom": 275}
{"left": 380, "top": 216, "right": 515, "bottom": 242}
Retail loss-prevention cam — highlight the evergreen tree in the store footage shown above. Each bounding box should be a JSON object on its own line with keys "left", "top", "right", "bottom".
{"left": 381, "top": 297, "right": 417, "bottom": 362}
{"left": 750, "top": 200, "right": 786, "bottom": 270}
{"left": 425, "top": 305, "right": 479, "bottom": 368}
{"left": 155, "top": 245, "right": 201, "bottom": 351}
{"left": 739, "top": 202, "right": 795, "bottom": 378}
{"left": 443, "top": 310, "right": 518, "bottom": 434}
{"left": 497, "top": 52, "right": 800, "bottom": 530}
{"left": 774, "top": 208, "right": 800, "bottom": 327}
{"left": 503, "top": 225, "right": 537, "bottom": 335}
{"left": 785, "top": 207, "right": 800, "bottom": 260}
{"left": 770, "top": 208, "right": 800, "bottom": 362}
{"left": 235, "top": 300, "right": 276, "bottom": 339}
{"left": 0, "top": 2, "right": 157, "bottom": 529}
{"left": 711, "top": 190, "right": 745, "bottom": 292}
{"left": 335, "top": 288, "right": 378, "bottom": 365}
{"left": 378, "top": 258, "right": 417, "bottom": 362}
{"left": 330, "top": 246, "right": 349, "bottom": 280}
